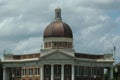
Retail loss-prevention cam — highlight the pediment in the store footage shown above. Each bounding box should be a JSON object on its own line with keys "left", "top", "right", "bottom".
{"left": 40, "top": 50, "right": 74, "bottom": 59}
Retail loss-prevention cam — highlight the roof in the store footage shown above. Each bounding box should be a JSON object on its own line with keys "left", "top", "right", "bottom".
{"left": 43, "top": 8, "right": 73, "bottom": 38}
{"left": 11, "top": 52, "right": 104, "bottom": 60}
{"left": 43, "top": 21, "right": 73, "bottom": 38}
{"left": 75, "top": 53, "right": 104, "bottom": 59}
{"left": 13, "top": 53, "right": 40, "bottom": 59}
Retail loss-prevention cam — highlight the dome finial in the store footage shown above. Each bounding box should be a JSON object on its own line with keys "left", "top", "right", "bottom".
{"left": 54, "top": 7, "right": 62, "bottom": 21}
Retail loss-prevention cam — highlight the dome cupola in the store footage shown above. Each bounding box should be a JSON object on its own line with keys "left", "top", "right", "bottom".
{"left": 44, "top": 8, "right": 73, "bottom": 38}
{"left": 43, "top": 8, "right": 73, "bottom": 49}
{"left": 43, "top": 21, "right": 73, "bottom": 38}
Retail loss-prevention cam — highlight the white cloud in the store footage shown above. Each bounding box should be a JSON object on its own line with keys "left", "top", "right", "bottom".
{"left": 0, "top": 0, "right": 120, "bottom": 64}
{"left": 13, "top": 37, "right": 43, "bottom": 54}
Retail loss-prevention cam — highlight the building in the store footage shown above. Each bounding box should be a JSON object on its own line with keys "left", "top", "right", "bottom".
{"left": 2, "top": 8, "right": 114, "bottom": 80}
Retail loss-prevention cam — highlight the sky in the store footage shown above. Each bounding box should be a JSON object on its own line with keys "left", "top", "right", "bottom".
{"left": 0, "top": 0, "right": 120, "bottom": 63}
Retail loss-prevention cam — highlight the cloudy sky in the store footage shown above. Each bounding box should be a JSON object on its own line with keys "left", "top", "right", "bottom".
{"left": 0, "top": 0, "right": 120, "bottom": 62}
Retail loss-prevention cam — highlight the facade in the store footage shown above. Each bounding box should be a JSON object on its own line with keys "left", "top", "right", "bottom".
{"left": 2, "top": 8, "right": 114, "bottom": 80}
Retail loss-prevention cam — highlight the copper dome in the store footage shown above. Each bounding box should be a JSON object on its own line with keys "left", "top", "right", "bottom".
{"left": 44, "top": 21, "right": 73, "bottom": 38}
{"left": 43, "top": 7, "right": 73, "bottom": 38}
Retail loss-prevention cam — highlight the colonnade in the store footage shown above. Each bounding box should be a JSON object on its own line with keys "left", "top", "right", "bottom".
{"left": 40, "top": 64, "right": 74, "bottom": 80}
{"left": 2, "top": 65, "right": 113, "bottom": 80}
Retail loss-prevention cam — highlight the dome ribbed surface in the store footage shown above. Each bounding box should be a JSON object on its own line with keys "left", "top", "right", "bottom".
{"left": 44, "top": 21, "right": 73, "bottom": 38}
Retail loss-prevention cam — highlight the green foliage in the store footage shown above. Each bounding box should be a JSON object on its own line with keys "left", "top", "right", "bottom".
{"left": 113, "top": 65, "right": 120, "bottom": 80}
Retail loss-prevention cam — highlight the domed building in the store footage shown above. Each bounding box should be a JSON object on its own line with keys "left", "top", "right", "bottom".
{"left": 2, "top": 8, "right": 114, "bottom": 80}
{"left": 43, "top": 8, "right": 73, "bottom": 49}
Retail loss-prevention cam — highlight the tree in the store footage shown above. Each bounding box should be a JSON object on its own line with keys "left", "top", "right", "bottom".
{"left": 0, "top": 59, "right": 3, "bottom": 80}
{"left": 113, "top": 64, "right": 120, "bottom": 80}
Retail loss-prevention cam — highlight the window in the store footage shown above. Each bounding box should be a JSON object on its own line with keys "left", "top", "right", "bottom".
{"left": 63, "top": 42, "right": 66, "bottom": 47}
{"left": 64, "top": 42, "right": 67, "bottom": 47}
{"left": 35, "top": 67, "right": 40, "bottom": 75}
{"left": 64, "top": 65, "right": 71, "bottom": 76}
{"left": 68, "top": 42, "right": 71, "bottom": 48}
{"left": 45, "top": 43, "right": 47, "bottom": 48}
{"left": 54, "top": 42, "right": 57, "bottom": 47}
{"left": 44, "top": 65, "right": 51, "bottom": 76}
{"left": 75, "top": 66, "right": 81, "bottom": 76}
{"left": 80, "top": 67, "right": 84, "bottom": 75}
{"left": 84, "top": 67, "right": 86, "bottom": 76}
{"left": 28, "top": 68, "right": 33, "bottom": 75}
{"left": 57, "top": 42, "right": 61, "bottom": 47}
{"left": 86, "top": 67, "right": 88, "bottom": 76}
{"left": 91, "top": 67, "right": 94, "bottom": 76}
{"left": 96, "top": 68, "right": 101, "bottom": 76}
{"left": 48, "top": 42, "right": 51, "bottom": 47}
{"left": 47, "top": 42, "right": 49, "bottom": 48}
{"left": 54, "top": 65, "right": 61, "bottom": 75}
{"left": 22, "top": 68, "right": 26, "bottom": 76}
{"left": 16, "top": 68, "right": 20, "bottom": 77}
{"left": 88, "top": 67, "right": 91, "bottom": 76}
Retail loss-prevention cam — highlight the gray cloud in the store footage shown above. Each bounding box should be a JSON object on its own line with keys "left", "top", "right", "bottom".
{"left": 0, "top": 0, "right": 120, "bottom": 63}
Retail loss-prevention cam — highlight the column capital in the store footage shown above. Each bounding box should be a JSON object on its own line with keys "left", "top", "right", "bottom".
{"left": 61, "top": 64, "right": 64, "bottom": 66}
{"left": 51, "top": 64, "right": 54, "bottom": 66}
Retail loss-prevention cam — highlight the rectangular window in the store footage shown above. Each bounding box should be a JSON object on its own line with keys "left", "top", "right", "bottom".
{"left": 16, "top": 68, "right": 20, "bottom": 77}
{"left": 22, "top": 68, "right": 26, "bottom": 76}
{"left": 75, "top": 66, "right": 78, "bottom": 76}
{"left": 91, "top": 67, "right": 94, "bottom": 76}
{"left": 80, "top": 67, "right": 84, "bottom": 75}
{"left": 44, "top": 65, "right": 51, "bottom": 76}
{"left": 84, "top": 67, "right": 86, "bottom": 76}
{"left": 90, "top": 67, "right": 92, "bottom": 76}
{"left": 45, "top": 43, "right": 47, "bottom": 48}
{"left": 88, "top": 67, "right": 91, "bottom": 76}
{"left": 75, "top": 66, "right": 84, "bottom": 76}
{"left": 86, "top": 67, "right": 88, "bottom": 76}
{"left": 54, "top": 65, "right": 61, "bottom": 75}
{"left": 35, "top": 67, "right": 40, "bottom": 75}
{"left": 64, "top": 65, "right": 71, "bottom": 76}
{"left": 28, "top": 68, "right": 33, "bottom": 75}
{"left": 96, "top": 67, "right": 102, "bottom": 76}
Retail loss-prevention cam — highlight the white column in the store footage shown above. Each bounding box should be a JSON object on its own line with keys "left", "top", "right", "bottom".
{"left": 61, "top": 64, "right": 64, "bottom": 80}
{"left": 3, "top": 67, "right": 6, "bottom": 80}
{"left": 110, "top": 67, "right": 113, "bottom": 79}
{"left": 72, "top": 64, "right": 74, "bottom": 80}
{"left": 51, "top": 64, "right": 54, "bottom": 80}
{"left": 40, "top": 65, "right": 44, "bottom": 80}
